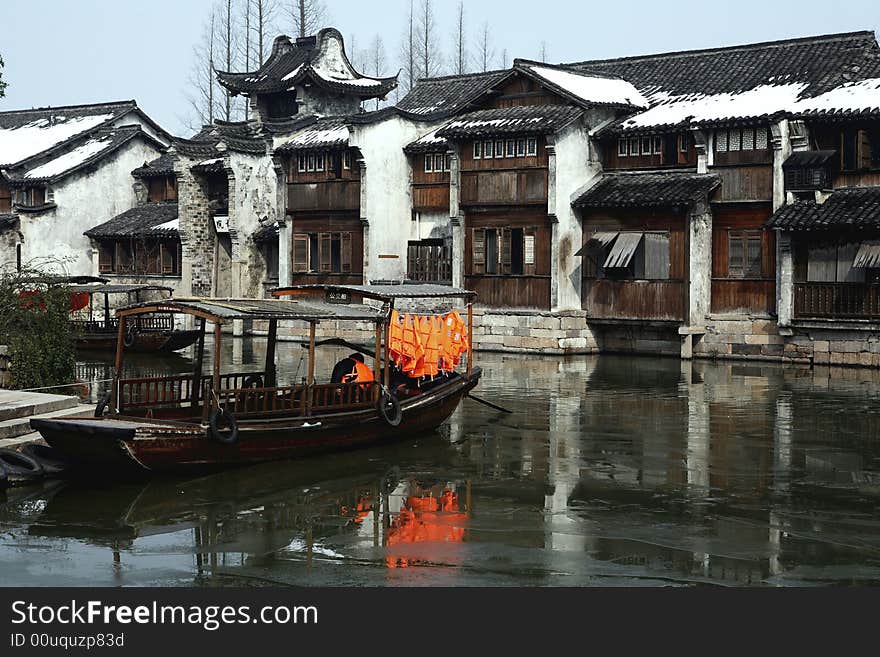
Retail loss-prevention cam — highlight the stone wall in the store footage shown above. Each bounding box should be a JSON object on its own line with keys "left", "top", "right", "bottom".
{"left": 175, "top": 155, "right": 217, "bottom": 297}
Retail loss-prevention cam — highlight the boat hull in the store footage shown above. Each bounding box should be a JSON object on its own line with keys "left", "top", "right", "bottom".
{"left": 75, "top": 329, "right": 201, "bottom": 354}
{"left": 32, "top": 370, "right": 481, "bottom": 473}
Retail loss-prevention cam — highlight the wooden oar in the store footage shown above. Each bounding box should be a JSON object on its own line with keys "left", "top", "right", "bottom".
{"left": 466, "top": 393, "right": 512, "bottom": 414}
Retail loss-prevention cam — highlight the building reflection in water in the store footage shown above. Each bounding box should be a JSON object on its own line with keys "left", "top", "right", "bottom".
{"left": 3, "top": 345, "right": 880, "bottom": 586}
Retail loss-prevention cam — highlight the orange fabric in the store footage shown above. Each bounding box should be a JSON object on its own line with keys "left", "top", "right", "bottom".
{"left": 343, "top": 360, "right": 374, "bottom": 383}
{"left": 399, "top": 313, "right": 423, "bottom": 374}
{"left": 69, "top": 292, "right": 90, "bottom": 312}
{"left": 388, "top": 310, "right": 404, "bottom": 365}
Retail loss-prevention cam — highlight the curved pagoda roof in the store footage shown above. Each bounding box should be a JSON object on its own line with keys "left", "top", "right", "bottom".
{"left": 217, "top": 28, "right": 397, "bottom": 100}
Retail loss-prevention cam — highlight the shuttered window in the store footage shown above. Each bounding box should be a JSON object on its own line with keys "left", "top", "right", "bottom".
{"left": 728, "top": 231, "right": 763, "bottom": 278}
{"left": 472, "top": 229, "right": 486, "bottom": 274}
{"left": 293, "top": 234, "right": 310, "bottom": 273}
{"left": 500, "top": 227, "right": 512, "bottom": 275}
{"left": 523, "top": 229, "right": 536, "bottom": 276}
{"left": 319, "top": 233, "right": 332, "bottom": 272}
{"left": 98, "top": 242, "right": 114, "bottom": 273}
{"left": 340, "top": 232, "right": 352, "bottom": 272}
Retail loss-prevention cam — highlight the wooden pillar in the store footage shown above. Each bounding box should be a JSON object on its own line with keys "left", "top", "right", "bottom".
{"left": 212, "top": 320, "right": 222, "bottom": 407}
{"left": 191, "top": 317, "right": 206, "bottom": 408}
{"left": 306, "top": 322, "right": 316, "bottom": 415}
{"left": 384, "top": 303, "right": 393, "bottom": 391}
{"left": 103, "top": 293, "right": 110, "bottom": 325}
{"left": 265, "top": 318, "right": 278, "bottom": 388}
{"left": 466, "top": 302, "right": 474, "bottom": 376}
{"left": 111, "top": 316, "right": 126, "bottom": 413}
{"left": 374, "top": 321, "right": 382, "bottom": 401}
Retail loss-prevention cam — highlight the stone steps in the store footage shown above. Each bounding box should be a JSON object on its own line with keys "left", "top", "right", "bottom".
{"left": 0, "top": 391, "right": 80, "bottom": 422}
{"left": 0, "top": 403, "right": 95, "bottom": 445}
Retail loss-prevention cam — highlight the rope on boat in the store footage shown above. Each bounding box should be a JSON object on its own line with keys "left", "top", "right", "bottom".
{"left": 18, "top": 378, "right": 114, "bottom": 393}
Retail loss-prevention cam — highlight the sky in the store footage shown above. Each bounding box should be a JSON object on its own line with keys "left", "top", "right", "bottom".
{"left": 1, "top": 0, "right": 878, "bottom": 136}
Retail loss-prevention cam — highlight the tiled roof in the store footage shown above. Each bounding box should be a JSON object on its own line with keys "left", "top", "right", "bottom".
{"left": 404, "top": 126, "right": 448, "bottom": 154}
{"left": 85, "top": 202, "right": 179, "bottom": 239}
{"left": 6, "top": 126, "right": 162, "bottom": 184}
{"left": 766, "top": 187, "right": 880, "bottom": 230}
{"left": 217, "top": 29, "right": 397, "bottom": 100}
{"left": 569, "top": 31, "right": 880, "bottom": 133}
{"left": 397, "top": 69, "right": 509, "bottom": 120}
{"left": 275, "top": 117, "right": 349, "bottom": 151}
{"left": 132, "top": 151, "right": 175, "bottom": 178}
{"left": 515, "top": 61, "right": 648, "bottom": 109}
{"left": 436, "top": 105, "right": 583, "bottom": 140}
{"left": 573, "top": 172, "right": 721, "bottom": 208}
{"left": 782, "top": 150, "right": 838, "bottom": 168}
{"left": 175, "top": 121, "right": 266, "bottom": 158}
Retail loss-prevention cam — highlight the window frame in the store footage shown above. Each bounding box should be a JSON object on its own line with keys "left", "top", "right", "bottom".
{"left": 618, "top": 139, "right": 628, "bottom": 157}
{"left": 526, "top": 138, "right": 537, "bottom": 157}
{"left": 483, "top": 140, "right": 494, "bottom": 159}
{"left": 516, "top": 139, "right": 526, "bottom": 157}
{"left": 506, "top": 140, "right": 516, "bottom": 158}
{"left": 297, "top": 154, "right": 307, "bottom": 172}
{"left": 652, "top": 136, "right": 663, "bottom": 155}
{"left": 424, "top": 153, "right": 433, "bottom": 173}
{"left": 727, "top": 229, "right": 764, "bottom": 279}
{"left": 473, "top": 142, "right": 482, "bottom": 160}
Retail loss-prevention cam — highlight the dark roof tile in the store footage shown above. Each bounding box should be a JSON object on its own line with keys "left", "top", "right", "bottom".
{"left": 766, "top": 187, "right": 880, "bottom": 230}
{"left": 85, "top": 202, "right": 179, "bottom": 239}
{"left": 397, "top": 69, "right": 509, "bottom": 120}
{"left": 574, "top": 172, "right": 721, "bottom": 208}
{"left": 436, "top": 105, "right": 583, "bottom": 140}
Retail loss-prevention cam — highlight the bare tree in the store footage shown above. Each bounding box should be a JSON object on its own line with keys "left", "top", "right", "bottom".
{"left": 216, "top": 0, "right": 240, "bottom": 122}
{"left": 414, "top": 0, "right": 442, "bottom": 79}
{"left": 183, "top": 8, "right": 223, "bottom": 133}
{"left": 367, "top": 35, "right": 388, "bottom": 110}
{"left": 476, "top": 21, "right": 494, "bottom": 73}
{"left": 451, "top": 1, "right": 468, "bottom": 75}
{"left": 250, "top": 0, "right": 279, "bottom": 65}
{"left": 499, "top": 48, "right": 509, "bottom": 70}
{"left": 398, "top": 0, "right": 416, "bottom": 92}
{"left": 288, "top": 0, "right": 327, "bottom": 38}
{"left": 539, "top": 41, "right": 549, "bottom": 63}
{"left": 0, "top": 54, "right": 7, "bottom": 99}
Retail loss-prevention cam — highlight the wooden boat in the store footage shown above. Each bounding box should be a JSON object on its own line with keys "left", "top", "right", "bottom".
{"left": 32, "top": 284, "right": 481, "bottom": 473}
{"left": 67, "top": 283, "right": 201, "bottom": 353}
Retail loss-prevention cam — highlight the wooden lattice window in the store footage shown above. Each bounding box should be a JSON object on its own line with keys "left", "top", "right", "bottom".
{"left": 728, "top": 230, "right": 763, "bottom": 278}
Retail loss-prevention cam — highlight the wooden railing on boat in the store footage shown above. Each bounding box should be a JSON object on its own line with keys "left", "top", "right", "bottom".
{"left": 72, "top": 316, "right": 174, "bottom": 334}
{"left": 117, "top": 372, "right": 379, "bottom": 419}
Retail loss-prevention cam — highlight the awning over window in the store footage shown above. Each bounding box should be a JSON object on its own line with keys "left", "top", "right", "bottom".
{"left": 604, "top": 232, "right": 643, "bottom": 268}
{"left": 574, "top": 231, "right": 619, "bottom": 257}
{"left": 853, "top": 242, "right": 880, "bottom": 268}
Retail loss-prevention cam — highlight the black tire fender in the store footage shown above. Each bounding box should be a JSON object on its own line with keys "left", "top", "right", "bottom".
{"left": 378, "top": 391, "right": 402, "bottom": 427}
{"left": 21, "top": 444, "right": 68, "bottom": 476}
{"left": 95, "top": 391, "right": 111, "bottom": 417}
{"left": 0, "top": 448, "right": 43, "bottom": 481}
{"left": 123, "top": 325, "right": 137, "bottom": 348}
{"left": 210, "top": 408, "right": 239, "bottom": 445}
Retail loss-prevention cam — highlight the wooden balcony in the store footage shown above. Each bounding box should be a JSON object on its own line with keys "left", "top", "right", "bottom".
{"left": 582, "top": 280, "right": 686, "bottom": 322}
{"left": 794, "top": 282, "right": 880, "bottom": 320}
{"left": 412, "top": 183, "right": 450, "bottom": 210}
{"left": 287, "top": 180, "right": 360, "bottom": 213}
{"left": 460, "top": 169, "right": 547, "bottom": 206}
{"left": 465, "top": 275, "right": 550, "bottom": 310}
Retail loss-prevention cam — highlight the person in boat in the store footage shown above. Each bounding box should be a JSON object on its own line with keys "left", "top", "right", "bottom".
{"left": 331, "top": 353, "right": 374, "bottom": 384}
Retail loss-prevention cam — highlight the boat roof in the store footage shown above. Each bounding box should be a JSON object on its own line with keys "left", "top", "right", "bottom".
{"left": 116, "top": 297, "right": 386, "bottom": 324}
{"left": 274, "top": 283, "right": 477, "bottom": 302}
{"left": 69, "top": 283, "right": 174, "bottom": 295}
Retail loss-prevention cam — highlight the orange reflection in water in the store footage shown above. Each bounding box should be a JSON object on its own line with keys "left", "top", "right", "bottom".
{"left": 386, "top": 488, "right": 466, "bottom": 569}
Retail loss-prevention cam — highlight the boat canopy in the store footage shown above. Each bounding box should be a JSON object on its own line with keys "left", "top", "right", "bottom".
{"left": 68, "top": 283, "right": 174, "bottom": 295}
{"left": 116, "top": 297, "right": 386, "bottom": 324}
{"left": 274, "top": 283, "right": 477, "bottom": 303}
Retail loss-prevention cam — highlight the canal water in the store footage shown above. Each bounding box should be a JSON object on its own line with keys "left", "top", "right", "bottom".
{"left": 2, "top": 339, "right": 880, "bottom": 586}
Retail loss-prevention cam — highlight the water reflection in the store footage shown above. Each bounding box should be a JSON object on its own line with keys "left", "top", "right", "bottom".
{"left": 3, "top": 344, "right": 880, "bottom": 586}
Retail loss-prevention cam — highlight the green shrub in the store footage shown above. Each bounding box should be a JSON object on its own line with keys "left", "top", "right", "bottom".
{"left": 0, "top": 269, "right": 76, "bottom": 390}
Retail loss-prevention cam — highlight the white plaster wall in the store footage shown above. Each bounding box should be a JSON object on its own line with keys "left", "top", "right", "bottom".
{"left": 350, "top": 116, "right": 437, "bottom": 282}
{"left": 553, "top": 123, "right": 597, "bottom": 311}
{"left": 18, "top": 137, "right": 163, "bottom": 276}
{"left": 230, "top": 151, "right": 280, "bottom": 297}
{"left": 410, "top": 210, "right": 451, "bottom": 242}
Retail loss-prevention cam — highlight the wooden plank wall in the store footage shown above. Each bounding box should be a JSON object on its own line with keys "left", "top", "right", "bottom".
{"left": 289, "top": 215, "right": 364, "bottom": 274}
{"left": 710, "top": 203, "right": 776, "bottom": 314}
{"left": 713, "top": 166, "right": 773, "bottom": 202}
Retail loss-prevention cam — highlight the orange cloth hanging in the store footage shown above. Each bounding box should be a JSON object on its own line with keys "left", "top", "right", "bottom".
{"left": 422, "top": 316, "right": 443, "bottom": 378}
{"left": 388, "top": 309, "right": 404, "bottom": 366}
{"left": 400, "top": 313, "right": 423, "bottom": 375}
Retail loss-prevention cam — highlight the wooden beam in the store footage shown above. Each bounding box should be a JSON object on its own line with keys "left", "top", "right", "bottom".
{"left": 265, "top": 318, "right": 278, "bottom": 388}
{"left": 212, "top": 321, "right": 222, "bottom": 408}
{"left": 374, "top": 321, "right": 382, "bottom": 402}
{"left": 384, "top": 301, "right": 393, "bottom": 391}
{"left": 306, "top": 321, "right": 316, "bottom": 415}
{"left": 191, "top": 317, "right": 206, "bottom": 409}
{"left": 111, "top": 316, "right": 126, "bottom": 414}
{"left": 467, "top": 302, "right": 474, "bottom": 376}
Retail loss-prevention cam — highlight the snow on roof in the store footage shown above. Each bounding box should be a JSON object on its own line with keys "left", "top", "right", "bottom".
{"left": 23, "top": 137, "right": 113, "bottom": 179}
{"left": 414, "top": 127, "right": 446, "bottom": 146}
{"left": 197, "top": 157, "right": 223, "bottom": 167}
{"left": 793, "top": 77, "right": 880, "bottom": 115}
{"left": 0, "top": 113, "right": 113, "bottom": 166}
{"left": 281, "top": 65, "right": 303, "bottom": 82}
{"left": 153, "top": 217, "right": 179, "bottom": 232}
{"left": 618, "top": 82, "right": 809, "bottom": 130}
{"left": 280, "top": 121, "right": 349, "bottom": 149}
{"left": 526, "top": 65, "right": 648, "bottom": 107}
